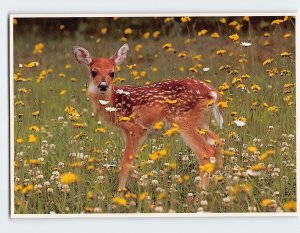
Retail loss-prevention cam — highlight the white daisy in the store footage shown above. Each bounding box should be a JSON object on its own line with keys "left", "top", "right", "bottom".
{"left": 233, "top": 120, "right": 246, "bottom": 127}
{"left": 240, "top": 42, "right": 252, "bottom": 47}
{"left": 246, "top": 169, "right": 261, "bottom": 177}
{"left": 104, "top": 106, "right": 117, "bottom": 112}
{"left": 99, "top": 100, "right": 109, "bottom": 105}
{"left": 203, "top": 67, "right": 210, "bottom": 72}
{"left": 116, "top": 89, "right": 130, "bottom": 95}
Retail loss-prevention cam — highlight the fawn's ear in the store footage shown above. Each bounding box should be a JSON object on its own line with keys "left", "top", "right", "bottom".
{"left": 112, "top": 44, "right": 129, "bottom": 65}
{"left": 73, "top": 46, "right": 92, "bottom": 65}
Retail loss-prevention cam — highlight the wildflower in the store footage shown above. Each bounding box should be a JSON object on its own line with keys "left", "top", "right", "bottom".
{"left": 95, "top": 127, "right": 106, "bottom": 133}
{"left": 262, "top": 58, "right": 273, "bottom": 66}
{"left": 163, "top": 123, "right": 179, "bottom": 136}
{"left": 164, "top": 17, "right": 174, "bottom": 23}
{"left": 261, "top": 198, "right": 272, "bottom": 207}
{"left": 73, "top": 132, "right": 86, "bottom": 140}
{"left": 152, "top": 31, "right": 160, "bottom": 39}
{"left": 29, "top": 125, "right": 40, "bottom": 131}
{"left": 105, "top": 106, "right": 117, "bottom": 112}
{"left": 162, "top": 43, "right": 172, "bottom": 49}
{"left": 199, "top": 163, "right": 214, "bottom": 173}
{"left": 280, "top": 52, "right": 292, "bottom": 57}
{"left": 271, "top": 19, "right": 284, "bottom": 25}
{"left": 149, "top": 149, "right": 167, "bottom": 161}
{"left": 267, "top": 106, "right": 278, "bottom": 112}
{"left": 124, "top": 27, "right": 133, "bottom": 35}
{"left": 28, "top": 134, "right": 37, "bottom": 143}
{"left": 243, "top": 16, "right": 250, "bottom": 22}
{"left": 263, "top": 40, "right": 270, "bottom": 46}
{"left": 198, "top": 29, "right": 208, "bottom": 36}
{"left": 143, "top": 32, "right": 150, "bottom": 39}
{"left": 180, "top": 16, "right": 191, "bottom": 23}
{"left": 203, "top": 67, "right": 210, "bottom": 72}
{"left": 233, "top": 120, "right": 246, "bottom": 127}
{"left": 283, "top": 201, "right": 296, "bottom": 212}
{"left": 21, "top": 184, "right": 33, "bottom": 195}
{"left": 229, "top": 33, "right": 239, "bottom": 42}
{"left": 135, "top": 44, "right": 142, "bottom": 52}
{"left": 197, "top": 129, "right": 207, "bottom": 135}
{"left": 23, "top": 61, "right": 39, "bottom": 68}
{"left": 210, "top": 32, "right": 220, "bottom": 38}
{"left": 217, "top": 101, "right": 228, "bottom": 108}
{"left": 101, "top": 27, "right": 108, "bottom": 34}
{"left": 60, "top": 173, "right": 79, "bottom": 185}
{"left": 119, "top": 116, "right": 131, "bottom": 121}
{"left": 177, "top": 52, "right": 187, "bottom": 58}
{"left": 99, "top": 100, "right": 109, "bottom": 105}
{"left": 216, "top": 49, "right": 226, "bottom": 55}
{"left": 153, "top": 121, "right": 164, "bottom": 130}
{"left": 33, "top": 43, "right": 44, "bottom": 54}
{"left": 158, "top": 191, "right": 167, "bottom": 200}
{"left": 189, "top": 67, "right": 198, "bottom": 73}
{"left": 219, "top": 18, "right": 226, "bottom": 23}
{"left": 251, "top": 84, "right": 261, "bottom": 92}
{"left": 259, "top": 150, "right": 275, "bottom": 160}
{"left": 59, "top": 90, "right": 67, "bottom": 95}
{"left": 112, "top": 197, "right": 127, "bottom": 206}
{"left": 138, "top": 192, "right": 148, "bottom": 201}
{"left": 283, "top": 32, "right": 292, "bottom": 38}
{"left": 16, "top": 138, "right": 24, "bottom": 143}
{"left": 240, "top": 42, "right": 252, "bottom": 47}
{"left": 247, "top": 146, "right": 257, "bottom": 153}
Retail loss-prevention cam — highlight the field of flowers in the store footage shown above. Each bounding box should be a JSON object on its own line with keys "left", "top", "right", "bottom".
{"left": 13, "top": 16, "right": 296, "bottom": 214}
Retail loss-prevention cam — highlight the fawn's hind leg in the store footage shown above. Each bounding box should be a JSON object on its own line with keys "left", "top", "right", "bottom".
{"left": 178, "top": 123, "right": 221, "bottom": 189}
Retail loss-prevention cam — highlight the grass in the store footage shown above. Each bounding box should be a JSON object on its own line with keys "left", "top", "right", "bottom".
{"left": 13, "top": 16, "right": 296, "bottom": 214}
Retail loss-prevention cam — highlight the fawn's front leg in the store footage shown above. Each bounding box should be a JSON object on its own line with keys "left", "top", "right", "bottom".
{"left": 118, "top": 122, "right": 147, "bottom": 190}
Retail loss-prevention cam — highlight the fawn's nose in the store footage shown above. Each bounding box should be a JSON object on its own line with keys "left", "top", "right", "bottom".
{"left": 98, "top": 78, "right": 108, "bottom": 92}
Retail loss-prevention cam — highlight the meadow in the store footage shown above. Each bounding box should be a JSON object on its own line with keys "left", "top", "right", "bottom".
{"left": 13, "top": 16, "right": 296, "bottom": 214}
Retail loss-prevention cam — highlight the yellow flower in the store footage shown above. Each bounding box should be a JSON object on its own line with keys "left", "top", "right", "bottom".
{"left": 29, "top": 125, "right": 40, "bottom": 132}
{"left": 169, "top": 162, "right": 177, "bottom": 170}
{"left": 271, "top": 19, "right": 284, "bottom": 25}
{"left": 219, "top": 18, "right": 227, "bottom": 23}
{"left": 243, "top": 16, "right": 250, "bottom": 22}
{"left": 216, "top": 49, "right": 226, "bottom": 55}
{"left": 164, "top": 17, "right": 174, "bottom": 23}
{"left": 229, "top": 33, "right": 239, "bottom": 42}
{"left": 199, "top": 163, "right": 215, "bottom": 173}
{"left": 72, "top": 123, "right": 88, "bottom": 128}
{"left": 262, "top": 58, "right": 273, "bottom": 66}
{"left": 163, "top": 123, "right": 179, "bottom": 136}
{"left": 177, "top": 52, "right": 187, "bottom": 58}
{"left": 251, "top": 84, "right": 261, "bottom": 92}
{"left": 59, "top": 90, "right": 67, "bottom": 96}
{"left": 247, "top": 146, "right": 257, "bottom": 153}
{"left": 250, "top": 164, "right": 265, "bottom": 171}
{"left": 189, "top": 67, "right": 198, "bottom": 73}
{"left": 263, "top": 40, "right": 270, "bottom": 46}
{"left": 24, "top": 61, "right": 39, "bottom": 68}
{"left": 21, "top": 184, "right": 33, "bottom": 195}
{"left": 101, "top": 27, "right": 108, "bottom": 34}
{"left": 260, "top": 199, "right": 272, "bottom": 208}
{"left": 210, "top": 32, "right": 220, "bottom": 38}
{"left": 217, "top": 101, "right": 228, "bottom": 108}
{"left": 65, "top": 64, "right": 71, "bottom": 69}
{"left": 283, "top": 32, "right": 292, "bottom": 38}
{"left": 267, "top": 106, "right": 278, "bottom": 112}
{"left": 60, "top": 172, "right": 80, "bottom": 184}
{"left": 158, "top": 191, "right": 167, "bottom": 200}
{"left": 16, "top": 138, "right": 24, "bottom": 143}
{"left": 149, "top": 149, "right": 167, "bottom": 161}
{"left": 135, "top": 44, "right": 142, "bottom": 52}
{"left": 28, "top": 134, "right": 37, "bottom": 143}
{"left": 198, "top": 29, "right": 208, "bottom": 36}
{"left": 120, "top": 37, "right": 127, "bottom": 42}
{"left": 197, "top": 129, "right": 207, "bottom": 135}
{"left": 283, "top": 201, "right": 296, "bottom": 212}
{"left": 224, "top": 150, "right": 235, "bottom": 156}
{"left": 124, "top": 28, "right": 133, "bottom": 35}
{"left": 119, "top": 116, "right": 131, "bottom": 121}
{"left": 280, "top": 52, "right": 292, "bottom": 57}
{"left": 162, "top": 43, "right": 172, "bottom": 49}
{"left": 143, "top": 32, "right": 150, "bottom": 39}
{"left": 153, "top": 121, "right": 164, "bottom": 130}
{"left": 259, "top": 150, "right": 275, "bottom": 160}
{"left": 15, "top": 100, "right": 25, "bottom": 106}
{"left": 152, "top": 31, "right": 160, "bottom": 39}
{"left": 112, "top": 197, "right": 127, "bottom": 206}
{"left": 180, "top": 16, "right": 191, "bottom": 23}
{"left": 33, "top": 42, "right": 44, "bottom": 54}
{"left": 138, "top": 192, "right": 148, "bottom": 201}
{"left": 95, "top": 127, "right": 106, "bottom": 133}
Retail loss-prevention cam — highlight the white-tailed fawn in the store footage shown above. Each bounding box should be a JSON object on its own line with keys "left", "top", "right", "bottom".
{"left": 73, "top": 44, "right": 224, "bottom": 190}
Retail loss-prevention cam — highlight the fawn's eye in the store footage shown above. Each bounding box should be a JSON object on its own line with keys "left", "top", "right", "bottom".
{"left": 109, "top": 72, "right": 115, "bottom": 78}
{"left": 91, "top": 70, "right": 98, "bottom": 78}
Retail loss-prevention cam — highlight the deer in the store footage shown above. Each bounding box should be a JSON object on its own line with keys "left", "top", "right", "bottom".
{"left": 73, "top": 44, "right": 224, "bottom": 191}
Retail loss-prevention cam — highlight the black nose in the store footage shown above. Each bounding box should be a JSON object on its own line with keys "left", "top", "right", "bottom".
{"left": 98, "top": 82, "right": 108, "bottom": 92}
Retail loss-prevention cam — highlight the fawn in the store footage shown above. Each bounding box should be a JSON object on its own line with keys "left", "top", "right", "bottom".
{"left": 73, "top": 44, "right": 224, "bottom": 190}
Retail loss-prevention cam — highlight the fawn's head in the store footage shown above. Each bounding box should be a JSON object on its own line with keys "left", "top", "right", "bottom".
{"left": 73, "top": 44, "right": 129, "bottom": 93}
